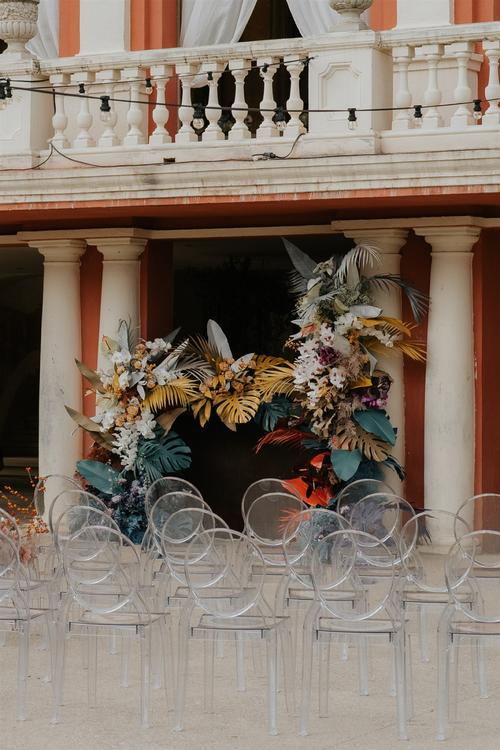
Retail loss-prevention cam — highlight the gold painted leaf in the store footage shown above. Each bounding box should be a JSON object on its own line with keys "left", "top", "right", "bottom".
{"left": 156, "top": 408, "right": 185, "bottom": 434}
{"left": 213, "top": 389, "right": 261, "bottom": 424}
{"left": 143, "top": 376, "right": 199, "bottom": 411}
{"left": 64, "top": 406, "right": 114, "bottom": 449}
{"left": 254, "top": 359, "right": 296, "bottom": 400}
{"left": 75, "top": 360, "right": 106, "bottom": 394}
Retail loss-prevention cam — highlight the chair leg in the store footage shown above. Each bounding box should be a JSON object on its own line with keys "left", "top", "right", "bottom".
{"left": 159, "top": 616, "right": 175, "bottom": 712}
{"left": 476, "top": 637, "right": 488, "bottom": 698}
{"left": 139, "top": 627, "right": 152, "bottom": 729}
{"left": 358, "top": 635, "right": 369, "bottom": 696}
{"left": 419, "top": 605, "right": 430, "bottom": 663}
{"left": 87, "top": 629, "right": 98, "bottom": 709}
{"left": 203, "top": 637, "right": 215, "bottom": 713}
{"left": 51, "top": 619, "right": 66, "bottom": 724}
{"left": 236, "top": 634, "right": 246, "bottom": 692}
{"left": 318, "top": 639, "right": 330, "bottom": 718}
{"left": 436, "top": 630, "right": 451, "bottom": 741}
{"left": 299, "top": 625, "right": 316, "bottom": 736}
{"left": 266, "top": 630, "right": 278, "bottom": 736}
{"left": 393, "top": 631, "right": 408, "bottom": 741}
{"left": 16, "top": 621, "right": 30, "bottom": 721}
{"left": 279, "top": 626, "right": 296, "bottom": 716}
{"left": 120, "top": 634, "right": 130, "bottom": 688}
{"left": 174, "top": 603, "right": 193, "bottom": 732}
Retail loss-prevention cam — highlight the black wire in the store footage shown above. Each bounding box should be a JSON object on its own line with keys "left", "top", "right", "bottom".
{"left": 49, "top": 141, "right": 165, "bottom": 168}
{"left": 0, "top": 142, "right": 55, "bottom": 171}
{"left": 4, "top": 80, "right": 494, "bottom": 116}
{"left": 252, "top": 132, "right": 304, "bottom": 160}
{"left": 5, "top": 56, "right": 312, "bottom": 91}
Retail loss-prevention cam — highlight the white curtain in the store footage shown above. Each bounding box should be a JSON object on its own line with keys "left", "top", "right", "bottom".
{"left": 180, "top": 0, "right": 258, "bottom": 47}
{"left": 26, "top": 0, "right": 59, "bottom": 59}
{"left": 286, "top": 0, "right": 341, "bottom": 36}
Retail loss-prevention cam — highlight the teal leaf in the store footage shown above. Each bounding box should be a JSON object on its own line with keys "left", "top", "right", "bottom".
{"left": 136, "top": 430, "right": 191, "bottom": 484}
{"left": 76, "top": 459, "right": 120, "bottom": 496}
{"left": 353, "top": 409, "right": 397, "bottom": 446}
{"left": 254, "top": 396, "right": 294, "bottom": 432}
{"left": 331, "top": 449, "right": 362, "bottom": 481}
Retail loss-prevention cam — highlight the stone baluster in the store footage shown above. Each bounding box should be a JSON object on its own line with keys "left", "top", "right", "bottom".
{"left": 392, "top": 45, "right": 414, "bottom": 130}
{"left": 96, "top": 69, "right": 120, "bottom": 147}
{"left": 149, "top": 64, "right": 173, "bottom": 145}
{"left": 50, "top": 73, "right": 70, "bottom": 148}
{"left": 416, "top": 44, "right": 444, "bottom": 129}
{"left": 176, "top": 63, "right": 199, "bottom": 143}
{"left": 200, "top": 63, "right": 224, "bottom": 141}
{"left": 257, "top": 57, "right": 279, "bottom": 139}
{"left": 483, "top": 40, "right": 500, "bottom": 126}
{"left": 285, "top": 56, "right": 306, "bottom": 137}
{"left": 447, "top": 41, "right": 474, "bottom": 128}
{"left": 72, "top": 72, "right": 95, "bottom": 149}
{"left": 228, "top": 59, "right": 251, "bottom": 141}
{"left": 123, "top": 66, "right": 147, "bottom": 146}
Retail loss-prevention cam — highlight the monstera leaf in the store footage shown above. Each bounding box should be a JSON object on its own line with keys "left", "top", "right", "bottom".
{"left": 136, "top": 431, "right": 191, "bottom": 483}
{"left": 214, "top": 389, "right": 262, "bottom": 424}
{"left": 143, "top": 376, "right": 199, "bottom": 411}
{"left": 76, "top": 459, "right": 120, "bottom": 495}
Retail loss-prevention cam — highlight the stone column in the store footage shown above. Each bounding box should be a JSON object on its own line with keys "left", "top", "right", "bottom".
{"left": 345, "top": 229, "right": 409, "bottom": 495}
{"left": 94, "top": 237, "right": 146, "bottom": 366}
{"left": 30, "top": 239, "right": 86, "bottom": 501}
{"left": 420, "top": 226, "right": 480, "bottom": 542}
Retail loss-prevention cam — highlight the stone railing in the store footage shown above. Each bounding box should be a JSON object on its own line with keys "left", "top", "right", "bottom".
{"left": 0, "top": 19, "right": 499, "bottom": 163}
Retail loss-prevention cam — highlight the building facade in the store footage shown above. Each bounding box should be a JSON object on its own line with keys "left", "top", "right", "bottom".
{"left": 1, "top": 0, "right": 500, "bottom": 532}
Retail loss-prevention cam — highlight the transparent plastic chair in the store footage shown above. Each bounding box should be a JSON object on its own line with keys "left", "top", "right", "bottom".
{"left": 144, "top": 476, "right": 202, "bottom": 519}
{"left": 175, "top": 527, "right": 294, "bottom": 735}
{"left": 301, "top": 529, "right": 409, "bottom": 740}
{"left": 241, "top": 478, "right": 300, "bottom": 530}
{"left": 245, "top": 492, "right": 307, "bottom": 571}
{"left": 336, "top": 478, "right": 395, "bottom": 516}
{"left": 437, "top": 530, "right": 500, "bottom": 740}
{"left": 454, "top": 494, "right": 500, "bottom": 580}
{"left": 400, "top": 509, "right": 473, "bottom": 663}
{"left": 53, "top": 524, "right": 171, "bottom": 727}
{"left": 0, "top": 508, "right": 22, "bottom": 548}
{"left": 0, "top": 528, "right": 51, "bottom": 720}
{"left": 33, "top": 473, "right": 83, "bottom": 518}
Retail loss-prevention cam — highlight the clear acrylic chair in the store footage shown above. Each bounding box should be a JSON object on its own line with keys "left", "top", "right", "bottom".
{"left": 245, "top": 492, "right": 307, "bottom": 571}
{"left": 349, "top": 493, "right": 416, "bottom": 570}
{"left": 437, "top": 530, "right": 500, "bottom": 740}
{"left": 454, "top": 495, "right": 500, "bottom": 581}
{"left": 33, "top": 473, "right": 83, "bottom": 519}
{"left": 144, "top": 476, "right": 203, "bottom": 519}
{"left": 53, "top": 524, "right": 171, "bottom": 727}
{"left": 241, "top": 478, "right": 300, "bottom": 532}
{"left": 336, "top": 478, "right": 395, "bottom": 516}
{"left": 400, "top": 509, "right": 472, "bottom": 663}
{"left": 175, "top": 527, "right": 294, "bottom": 735}
{"left": 300, "top": 529, "right": 409, "bottom": 740}
{"left": 0, "top": 528, "right": 51, "bottom": 720}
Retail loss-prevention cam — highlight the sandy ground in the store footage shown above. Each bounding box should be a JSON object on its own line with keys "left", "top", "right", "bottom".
{"left": 2, "top": 602, "right": 500, "bottom": 750}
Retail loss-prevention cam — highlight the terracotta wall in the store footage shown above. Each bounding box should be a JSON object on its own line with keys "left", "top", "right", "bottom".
{"left": 80, "top": 246, "right": 102, "bottom": 453}
{"left": 140, "top": 241, "right": 174, "bottom": 340}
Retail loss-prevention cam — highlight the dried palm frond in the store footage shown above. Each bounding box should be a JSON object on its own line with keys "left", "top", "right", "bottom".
{"left": 364, "top": 274, "right": 429, "bottom": 323}
{"left": 254, "top": 359, "right": 296, "bottom": 400}
{"left": 75, "top": 359, "right": 107, "bottom": 394}
{"left": 65, "top": 406, "right": 114, "bottom": 450}
{"left": 255, "top": 428, "right": 316, "bottom": 453}
{"left": 393, "top": 340, "right": 426, "bottom": 362}
{"left": 282, "top": 238, "right": 318, "bottom": 280}
{"left": 191, "top": 398, "right": 213, "bottom": 428}
{"left": 143, "top": 376, "right": 199, "bottom": 411}
{"left": 213, "top": 388, "right": 262, "bottom": 425}
{"left": 377, "top": 317, "right": 414, "bottom": 337}
{"left": 187, "top": 334, "right": 220, "bottom": 366}
{"left": 335, "top": 244, "right": 381, "bottom": 285}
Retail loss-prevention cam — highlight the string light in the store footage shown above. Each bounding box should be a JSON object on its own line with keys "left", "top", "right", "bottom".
{"left": 99, "top": 94, "right": 112, "bottom": 122}
{"left": 145, "top": 77, "right": 153, "bottom": 95}
{"left": 274, "top": 106, "right": 287, "bottom": 130}
{"left": 348, "top": 108, "right": 357, "bottom": 130}
{"left": 192, "top": 103, "right": 206, "bottom": 130}
{"left": 78, "top": 82, "right": 86, "bottom": 94}
{"left": 413, "top": 104, "right": 423, "bottom": 127}
{"left": 0, "top": 82, "right": 7, "bottom": 110}
{"left": 5, "top": 78, "right": 12, "bottom": 99}
{"left": 473, "top": 98, "right": 483, "bottom": 121}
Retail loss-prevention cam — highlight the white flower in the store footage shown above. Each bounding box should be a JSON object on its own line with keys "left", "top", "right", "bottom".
{"left": 118, "top": 371, "right": 130, "bottom": 389}
{"left": 154, "top": 367, "right": 178, "bottom": 386}
{"left": 112, "top": 424, "right": 139, "bottom": 471}
{"left": 329, "top": 367, "right": 346, "bottom": 389}
{"left": 136, "top": 409, "right": 156, "bottom": 439}
{"left": 111, "top": 350, "right": 131, "bottom": 366}
{"left": 146, "top": 338, "right": 172, "bottom": 355}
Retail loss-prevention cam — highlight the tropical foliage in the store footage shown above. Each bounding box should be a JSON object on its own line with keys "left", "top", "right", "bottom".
{"left": 255, "top": 238, "right": 427, "bottom": 508}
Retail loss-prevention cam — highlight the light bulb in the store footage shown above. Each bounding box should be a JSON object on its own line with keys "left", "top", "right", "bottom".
{"left": 192, "top": 117, "right": 205, "bottom": 129}
{"left": 276, "top": 119, "right": 287, "bottom": 131}
{"left": 0, "top": 99, "right": 7, "bottom": 111}
{"left": 100, "top": 111, "right": 112, "bottom": 123}
{"left": 347, "top": 108, "right": 357, "bottom": 130}
{"left": 473, "top": 100, "right": 482, "bottom": 121}
{"left": 348, "top": 119, "right": 357, "bottom": 131}
{"left": 145, "top": 77, "right": 153, "bottom": 95}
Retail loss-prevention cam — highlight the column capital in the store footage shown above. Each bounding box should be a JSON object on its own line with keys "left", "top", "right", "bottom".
{"left": 29, "top": 239, "right": 87, "bottom": 263}
{"left": 417, "top": 226, "right": 481, "bottom": 255}
{"left": 344, "top": 228, "right": 409, "bottom": 255}
{"left": 93, "top": 237, "right": 148, "bottom": 262}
